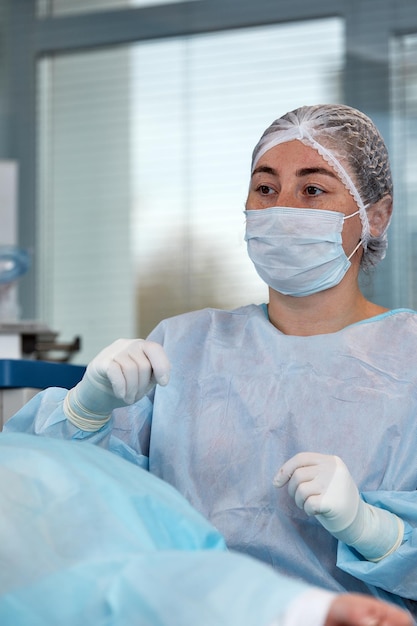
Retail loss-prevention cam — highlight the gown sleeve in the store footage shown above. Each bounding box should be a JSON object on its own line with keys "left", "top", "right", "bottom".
{"left": 3, "top": 386, "right": 152, "bottom": 468}
{"left": 337, "top": 491, "right": 417, "bottom": 605}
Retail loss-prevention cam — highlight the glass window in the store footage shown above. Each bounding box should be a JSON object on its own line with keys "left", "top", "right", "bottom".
{"left": 37, "top": 0, "right": 199, "bottom": 18}
{"left": 37, "top": 18, "right": 344, "bottom": 362}
{"left": 391, "top": 33, "right": 417, "bottom": 308}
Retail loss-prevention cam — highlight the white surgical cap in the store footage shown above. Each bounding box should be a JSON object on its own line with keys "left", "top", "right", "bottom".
{"left": 251, "top": 104, "right": 393, "bottom": 269}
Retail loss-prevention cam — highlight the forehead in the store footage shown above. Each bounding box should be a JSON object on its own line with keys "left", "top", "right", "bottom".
{"left": 255, "top": 139, "right": 336, "bottom": 173}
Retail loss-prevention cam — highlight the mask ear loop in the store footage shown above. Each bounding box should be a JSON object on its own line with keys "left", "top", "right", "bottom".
{"left": 343, "top": 209, "right": 360, "bottom": 221}
{"left": 343, "top": 210, "right": 363, "bottom": 261}
{"left": 347, "top": 239, "right": 364, "bottom": 261}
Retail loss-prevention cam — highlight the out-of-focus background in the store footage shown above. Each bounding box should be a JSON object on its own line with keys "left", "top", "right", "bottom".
{"left": 0, "top": 0, "right": 416, "bottom": 364}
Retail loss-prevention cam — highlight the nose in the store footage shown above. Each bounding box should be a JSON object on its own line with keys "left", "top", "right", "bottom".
{"left": 276, "top": 188, "right": 297, "bottom": 208}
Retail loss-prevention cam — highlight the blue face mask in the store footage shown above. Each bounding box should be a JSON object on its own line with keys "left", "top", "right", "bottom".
{"left": 244, "top": 207, "right": 361, "bottom": 297}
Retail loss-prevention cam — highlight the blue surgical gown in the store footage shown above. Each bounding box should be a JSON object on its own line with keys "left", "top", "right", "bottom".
{"left": 6, "top": 304, "right": 417, "bottom": 615}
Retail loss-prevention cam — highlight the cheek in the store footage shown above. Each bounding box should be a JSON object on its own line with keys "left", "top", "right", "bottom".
{"left": 245, "top": 193, "right": 274, "bottom": 210}
{"left": 342, "top": 220, "right": 363, "bottom": 255}
{"left": 245, "top": 190, "right": 257, "bottom": 209}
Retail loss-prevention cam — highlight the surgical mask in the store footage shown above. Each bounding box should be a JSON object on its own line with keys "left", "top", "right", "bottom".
{"left": 244, "top": 207, "right": 361, "bottom": 297}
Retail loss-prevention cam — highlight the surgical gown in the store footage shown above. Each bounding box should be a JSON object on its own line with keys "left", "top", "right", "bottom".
{"left": 6, "top": 304, "right": 417, "bottom": 615}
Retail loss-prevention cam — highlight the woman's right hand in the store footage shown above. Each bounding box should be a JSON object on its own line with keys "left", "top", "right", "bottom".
{"left": 64, "top": 338, "right": 171, "bottom": 430}
{"left": 85, "top": 338, "right": 171, "bottom": 404}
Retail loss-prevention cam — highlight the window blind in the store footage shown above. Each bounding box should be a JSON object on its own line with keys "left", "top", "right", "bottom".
{"left": 37, "top": 17, "right": 344, "bottom": 361}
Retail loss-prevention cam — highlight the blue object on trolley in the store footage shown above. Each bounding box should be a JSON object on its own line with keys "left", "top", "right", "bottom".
{"left": 0, "top": 246, "right": 30, "bottom": 284}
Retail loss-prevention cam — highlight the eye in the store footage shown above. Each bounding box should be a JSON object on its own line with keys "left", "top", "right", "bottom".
{"left": 305, "top": 185, "right": 324, "bottom": 196}
{"left": 256, "top": 185, "right": 275, "bottom": 196}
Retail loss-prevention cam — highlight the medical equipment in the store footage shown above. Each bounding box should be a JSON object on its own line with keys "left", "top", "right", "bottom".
{"left": 0, "top": 161, "right": 85, "bottom": 428}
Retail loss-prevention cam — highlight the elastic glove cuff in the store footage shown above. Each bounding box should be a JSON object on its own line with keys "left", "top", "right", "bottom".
{"left": 332, "top": 500, "right": 404, "bottom": 562}
{"left": 64, "top": 388, "right": 113, "bottom": 432}
{"left": 368, "top": 515, "right": 404, "bottom": 562}
{"left": 75, "top": 369, "right": 129, "bottom": 415}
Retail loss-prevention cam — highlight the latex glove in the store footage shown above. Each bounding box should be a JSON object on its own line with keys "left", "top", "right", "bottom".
{"left": 273, "top": 452, "right": 404, "bottom": 562}
{"left": 64, "top": 338, "right": 171, "bottom": 431}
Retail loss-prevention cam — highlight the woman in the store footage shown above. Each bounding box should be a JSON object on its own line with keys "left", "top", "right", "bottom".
{"left": 6, "top": 104, "right": 417, "bottom": 615}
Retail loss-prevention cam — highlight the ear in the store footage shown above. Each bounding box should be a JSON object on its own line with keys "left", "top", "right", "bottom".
{"left": 366, "top": 195, "right": 392, "bottom": 237}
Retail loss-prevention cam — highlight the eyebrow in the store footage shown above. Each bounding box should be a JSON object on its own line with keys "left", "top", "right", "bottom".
{"left": 251, "top": 165, "right": 338, "bottom": 180}
{"left": 296, "top": 167, "right": 338, "bottom": 180}
{"left": 251, "top": 165, "right": 277, "bottom": 177}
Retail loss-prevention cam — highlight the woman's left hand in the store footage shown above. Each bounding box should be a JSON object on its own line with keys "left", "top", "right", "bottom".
{"left": 273, "top": 452, "right": 360, "bottom": 533}
{"left": 274, "top": 452, "right": 404, "bottom": 562}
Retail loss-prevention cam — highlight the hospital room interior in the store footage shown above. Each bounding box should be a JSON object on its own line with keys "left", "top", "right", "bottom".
{"left": 0, "top": 0, "right": 415, "bottom": 416}
{"left": 1, "top": 1, "right": 417, "bottom": 625}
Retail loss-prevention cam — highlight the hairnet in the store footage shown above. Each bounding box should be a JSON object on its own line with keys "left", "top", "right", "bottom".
{"left": 251, "top": 104, "right": 393, "bottom": 269}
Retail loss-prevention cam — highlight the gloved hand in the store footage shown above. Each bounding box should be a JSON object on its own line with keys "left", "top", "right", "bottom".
{"left": 273, "top": 452, "right": 404, "bottom": 562}
{"left": 64, "top": 338, "right": 171, "bottom": 432}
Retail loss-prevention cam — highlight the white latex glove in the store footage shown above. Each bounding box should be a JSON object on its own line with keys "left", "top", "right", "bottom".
{"left": 273, "top": 452, "right": 404, "bottom": 562}
{"left": 64, "top": 338, "right": 171, "bottom": 431}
